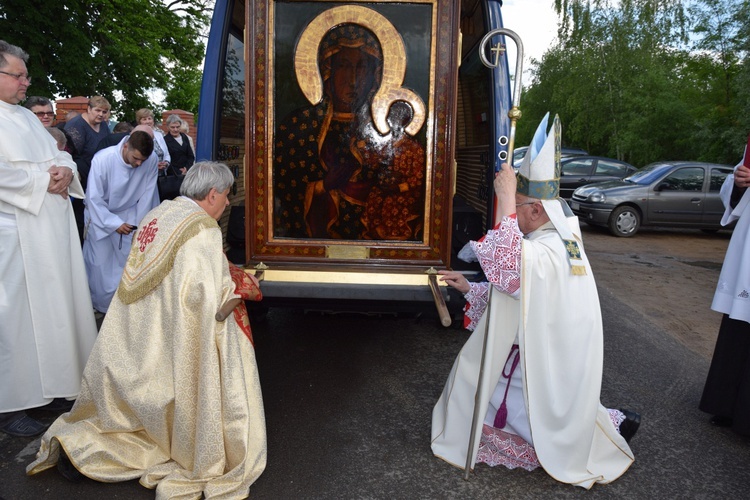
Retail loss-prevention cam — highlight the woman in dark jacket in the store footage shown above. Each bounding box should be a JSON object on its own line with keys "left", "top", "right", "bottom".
{"left": 164, "top": 114, "right": 195, "bottom": 173}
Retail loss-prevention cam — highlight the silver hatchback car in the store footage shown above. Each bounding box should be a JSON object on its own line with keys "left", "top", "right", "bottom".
{"left": 570, "top": 161, "right": 735, "bottom": 237}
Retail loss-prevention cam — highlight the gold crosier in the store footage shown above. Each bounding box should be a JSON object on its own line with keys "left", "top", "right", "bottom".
{"left": 294, "top": 5, "right": 426, "bottom": 137}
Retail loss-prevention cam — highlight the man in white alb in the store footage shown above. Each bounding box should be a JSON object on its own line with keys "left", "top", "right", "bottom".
{"left": 0, "top": 40, "right": 97, "bottom": 437}
{"left": 83, "top": 127, "right": 160, "bottom": 314}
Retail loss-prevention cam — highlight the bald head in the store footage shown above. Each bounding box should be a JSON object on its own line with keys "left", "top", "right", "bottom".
{"left": 514, "top": 193, "right": 550, "bottom": 235}
{"left": 132, "top": 124, "right": 154, "bottom": 137}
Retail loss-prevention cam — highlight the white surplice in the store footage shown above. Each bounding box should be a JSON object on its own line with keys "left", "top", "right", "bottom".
{"left": 431, "top": 217, "right": 634, "bottom": 488}
{"left": 0, "top": 100, "right": 97, "bottom": 411}
{"left": 712, "top": 165, "right": 750, "bottom": 323}
{"left": 83, "top": 138, "right": 160, "bottom": 312}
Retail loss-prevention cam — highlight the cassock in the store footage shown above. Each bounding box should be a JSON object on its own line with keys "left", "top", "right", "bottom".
{"left": 83, "top": 138, "right": 160, "bottom": 312}
{"left": 27, "top": 197, "right": 267, "bottom": 499}
{"left": 699, "top": 159, "right": 750, "bottom": 434}
{"left": 0, "top": 100, "right": 97, "bottom": 412}
{"left": 431, "top": 216, "right": 634, "bottom": 488}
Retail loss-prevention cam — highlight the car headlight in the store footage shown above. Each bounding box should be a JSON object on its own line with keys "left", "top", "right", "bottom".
{"left": 588, "top": 191, "right": 606, "bottom": 203}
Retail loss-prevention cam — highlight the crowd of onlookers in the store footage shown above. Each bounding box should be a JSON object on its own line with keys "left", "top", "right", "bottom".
{"left": 24, "top": 96, "right": 196, "bottom": 243}
{"left": 23, "top": 96, "right": 198, "bottom": 319}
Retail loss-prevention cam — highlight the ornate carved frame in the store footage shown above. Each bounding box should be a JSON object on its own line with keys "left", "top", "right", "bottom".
{"left": 246, "top": 0, "right": 459, "bottom": 270}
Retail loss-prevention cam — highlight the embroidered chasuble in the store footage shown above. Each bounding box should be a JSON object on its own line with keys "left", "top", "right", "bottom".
{"left": 27, "top": 197, "right": 267, "bottom": 499}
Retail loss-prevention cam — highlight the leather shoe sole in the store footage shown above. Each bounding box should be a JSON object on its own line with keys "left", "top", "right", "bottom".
{"left": 0, "top": 415, "right": 48, "bottom": 437}
{"left": 618, "top": 408, "right": 641, "bottom": 443}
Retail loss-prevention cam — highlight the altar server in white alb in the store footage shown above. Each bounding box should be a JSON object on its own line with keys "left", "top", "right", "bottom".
{"left": 433, "top": 114, "right": 639, "bottom": 488}
{"left": 83, "top": 127, "right": 160, "bottom": 314}
{"left": 0, "top": 40, "right": 97, "bottom": 438}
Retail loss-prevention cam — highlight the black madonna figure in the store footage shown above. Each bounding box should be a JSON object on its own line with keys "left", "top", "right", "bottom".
{"left": 273, "top": 20, "right": 426, "bottom": 241}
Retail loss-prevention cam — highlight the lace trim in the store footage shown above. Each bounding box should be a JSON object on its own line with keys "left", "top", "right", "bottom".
{"left": 609, "top": 408, "right": 626, "bottom": 430}
{"left": 462, "top": 216, "right": 522, "bottom": 330}
{"left": 463, "top": 282, "right": 489, "bottom": 330}
{"left": 476, "top": 424, "right": 540, "bottom": 471}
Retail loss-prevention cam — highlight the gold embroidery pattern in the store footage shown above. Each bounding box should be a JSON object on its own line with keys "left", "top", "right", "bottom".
{"left": 118, "top": 200, "right": 218, "bottom": 305}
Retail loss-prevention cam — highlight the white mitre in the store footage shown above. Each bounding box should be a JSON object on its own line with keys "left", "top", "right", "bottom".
{"left": 516, "top": 113, "right": 587, "bottom": 275}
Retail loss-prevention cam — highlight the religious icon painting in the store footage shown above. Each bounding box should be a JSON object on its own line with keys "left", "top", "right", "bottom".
{"left": 247, "top": 0, "right": 460, "bottom": 270}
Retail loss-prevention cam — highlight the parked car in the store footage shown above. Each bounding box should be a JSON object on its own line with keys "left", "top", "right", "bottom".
{"left": 559, "top": 156, "right": 637, "bottom": 200}
{"left": 570, "top": 161, "right": 734, "bottom": 237}
{"left": 512, "top": 145, "right": 587, "bottom": 170}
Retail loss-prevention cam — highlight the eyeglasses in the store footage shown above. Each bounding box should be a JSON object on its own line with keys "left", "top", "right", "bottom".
{"left": 35, "top": 111, "right": 55, "bottom": 118}
{"left": 515, "top": 202, "right": 536, "bottom": 207}
{"left": 0, "top": 70, "right": 31, "bottom": 84}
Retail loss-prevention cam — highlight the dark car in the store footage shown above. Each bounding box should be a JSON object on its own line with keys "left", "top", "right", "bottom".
{"left": 512, "top": 145, "right": 587, "bottom": 169}
{"left": 559, "top": 156, "right": 637, "bottom": 200}
{"left": 570, "top": 161, "right": 734, "bottom": 237}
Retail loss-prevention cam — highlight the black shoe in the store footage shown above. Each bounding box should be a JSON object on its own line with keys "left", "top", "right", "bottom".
{"left": 0, "top": 415, "right": 48, "bottom": 437}
{"left": 57, "top": 449, "right": 83, "bottom": 482}
{"left": 38, "top": 398, "right": 75, "bottom": 413}
{"left": 618, "top": 409, "right": 641, "bottom": 443}
{"left": 709, "top": 415, "right": 733, "bottom": 427}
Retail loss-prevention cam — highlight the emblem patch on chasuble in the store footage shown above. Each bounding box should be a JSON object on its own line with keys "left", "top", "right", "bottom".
{"left": 118, "top": 200, "right": 218, "bottom": 305}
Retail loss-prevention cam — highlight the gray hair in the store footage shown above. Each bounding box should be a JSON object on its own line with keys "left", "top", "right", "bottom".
{"left": 46, "top": 127, "right": 66, "bottom": 149}
{"left": 0, "top": 40, "right": 29, "bottom": 68}
{"left": 165, "top": 114, "right": 183, "bottom": 126}
{"left": 24, "top": 96, "right": 52, "bottom": 110}
{"left": 180, "top": 161, "right": 234, "bottom": 200}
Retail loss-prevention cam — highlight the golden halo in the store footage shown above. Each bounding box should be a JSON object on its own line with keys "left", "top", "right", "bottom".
{"left": 294, "top": 5, "right": 426, "bottom": 136}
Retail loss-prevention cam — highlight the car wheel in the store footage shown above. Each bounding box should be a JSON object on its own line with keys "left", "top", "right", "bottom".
{"left": 608, "top": 206, "right": 640, "bottom": 237}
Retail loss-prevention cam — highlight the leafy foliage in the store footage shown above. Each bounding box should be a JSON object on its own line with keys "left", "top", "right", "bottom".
{"left": 0, "top": 0, "right": 211, "bottom": 119}
{"left": 518, "top": 0, "right": 750, "bottom": 167}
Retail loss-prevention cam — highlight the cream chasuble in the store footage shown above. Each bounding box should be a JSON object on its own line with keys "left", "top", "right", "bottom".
{"left": 27, "top": 197, "right": 267, "bottom": 499}
{"left": 432, "top": 219, "right": 633, "bottom": 488}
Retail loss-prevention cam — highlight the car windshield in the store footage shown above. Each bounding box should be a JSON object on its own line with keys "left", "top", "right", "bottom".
{"left": 624, "top": 163, "right": 674, "bottom": 185}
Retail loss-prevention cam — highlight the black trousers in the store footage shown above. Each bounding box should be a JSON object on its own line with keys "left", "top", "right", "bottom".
{"left": 699, "top": 314, "right": 750, "bottom": 435}
{"left": 72, "top": 198, "right": 85, "bottom": 245}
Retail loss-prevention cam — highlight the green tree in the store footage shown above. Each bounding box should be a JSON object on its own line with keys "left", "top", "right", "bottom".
{"left": 519, "top": 0, "right": 749, "bottom": 166}
{"left": 687, "top": 0, "right": 749, "bottom": 162}
{"left": 0, "top": 0, "right": 211, "bottom": 118}
{"left": 523, "top": 0, "right": 686, "bottom": 165}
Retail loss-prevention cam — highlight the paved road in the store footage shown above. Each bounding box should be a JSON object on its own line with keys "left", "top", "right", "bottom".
{"left": 2, "top": 270, "right": 749, "bottom": 498}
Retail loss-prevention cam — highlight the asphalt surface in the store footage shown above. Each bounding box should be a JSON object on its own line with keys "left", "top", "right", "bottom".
{"left": 1, "top": 288, "right": 749, "bottom": 499}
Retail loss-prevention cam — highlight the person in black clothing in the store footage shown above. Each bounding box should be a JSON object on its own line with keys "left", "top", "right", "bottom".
{"left": 163, "top": 114, "right": 194, "bottom": 174}
{"left": 699, "top": 146, "right": 750, "bottom": 435}
{"left": 65, "top": 96, "right": 111, "bottom": 243}
{"left": 95, "top": 122, "right": 137, "bottom": 153}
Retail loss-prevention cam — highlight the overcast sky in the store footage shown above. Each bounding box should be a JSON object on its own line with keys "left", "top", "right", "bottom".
{"left": 498, "top": 0, "right": 561, "bottom": 85}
